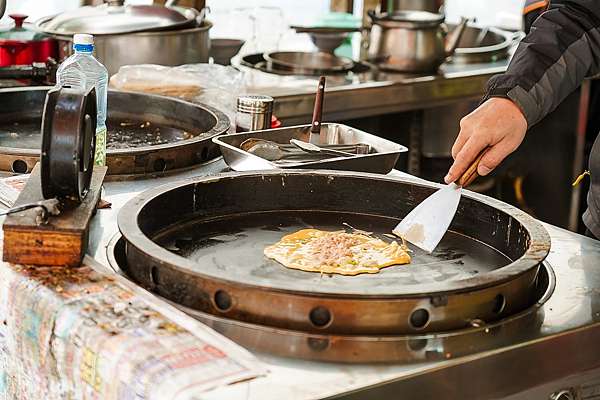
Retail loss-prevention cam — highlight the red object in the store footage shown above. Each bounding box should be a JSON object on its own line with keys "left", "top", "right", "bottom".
{"left": 271, "top": 115, "right": 282, "bottom": 128}
{"left": 0, "top": 14, "right": 57, "bottom": 67}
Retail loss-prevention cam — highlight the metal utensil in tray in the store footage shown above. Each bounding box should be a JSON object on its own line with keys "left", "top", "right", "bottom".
{"left": 241, "top": 137, "right": 370, "bottom": 161}
{"left": 212, "top": 123, "right": 407, "bottom": 174}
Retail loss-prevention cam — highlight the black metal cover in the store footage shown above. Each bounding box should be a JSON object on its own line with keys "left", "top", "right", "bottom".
{"left": 40, "top": 87, "right": 96, "bottom": 201}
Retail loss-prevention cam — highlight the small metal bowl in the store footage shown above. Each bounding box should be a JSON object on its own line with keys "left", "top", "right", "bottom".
{"left": 210, "top": 38, "right": 245, "bottom": 65}
{"left": 308, "top": 32, "right": 349, "bottom": 54}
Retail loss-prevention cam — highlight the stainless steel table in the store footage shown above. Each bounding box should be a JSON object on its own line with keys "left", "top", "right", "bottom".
{"left": 89, "top": 160, "right": 600, "bottom": 400}
{"left": 240, "top": 60, "right": 508, "bottom": 124}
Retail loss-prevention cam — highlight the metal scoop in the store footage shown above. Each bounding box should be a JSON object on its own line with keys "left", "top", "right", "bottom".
{"left": 393, "top": 151, "right": 486, "bottom": 253}
{"left": 241, "top": 137, "right": 370, "bottom": 161}
{"left": 241, "top": 138, "right": 290, "bottom": 161}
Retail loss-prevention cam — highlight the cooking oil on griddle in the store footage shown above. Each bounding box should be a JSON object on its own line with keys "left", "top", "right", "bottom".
{"left": 0, "top": 118, "right": 199, "bottom": 150}
{"left": 152, "top": 210, "right": 511, "bottom": 294}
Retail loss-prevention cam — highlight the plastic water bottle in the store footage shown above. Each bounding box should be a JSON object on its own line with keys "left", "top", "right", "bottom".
{"left": 56, "top": 33, "right": 108, "bottom": 166}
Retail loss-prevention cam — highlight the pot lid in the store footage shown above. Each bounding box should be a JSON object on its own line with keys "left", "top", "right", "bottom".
{"left": 0, "top": 14, "right": 50, "bottom": 42}
{"left": 36, "top": 2, "right": 198, "bottom": 35}
{"left": 370, "top": 10, "right": 445, "bottom": 28}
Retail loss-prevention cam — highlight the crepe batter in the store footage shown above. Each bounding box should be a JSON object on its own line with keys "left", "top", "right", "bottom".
{"left": 264, "top": 228, "right": 411, "bottom": 276}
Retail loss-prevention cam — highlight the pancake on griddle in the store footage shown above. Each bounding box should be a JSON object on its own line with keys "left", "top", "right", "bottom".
{"left": 264, "top": 228, "right": 411, "bottom": 276}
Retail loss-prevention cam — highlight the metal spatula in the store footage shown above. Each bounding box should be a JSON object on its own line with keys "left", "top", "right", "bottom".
{"left": 393, "top": 151, "right": 487, "bottom": 253}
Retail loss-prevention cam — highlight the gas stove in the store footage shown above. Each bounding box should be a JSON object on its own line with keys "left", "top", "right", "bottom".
{"left": 240, "top": 52, "right": 374, "bottom": 77}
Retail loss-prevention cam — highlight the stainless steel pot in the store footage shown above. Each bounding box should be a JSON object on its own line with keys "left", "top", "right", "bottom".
{"left": 53, "top": 22, "right": 211, "bottom": 75}
{"left": 35, "top": 1, "right": 211, "bottom": 75}
{"left": 0, "top": 0, "right": 5, "bottom": 19}
{"left": 368, "top": 10, "right": 468, "bottom": 72}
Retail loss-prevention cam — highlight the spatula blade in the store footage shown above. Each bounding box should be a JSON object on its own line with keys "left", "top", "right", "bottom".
{"left": 393, "top": 183, "right": 461, "bottom": 253}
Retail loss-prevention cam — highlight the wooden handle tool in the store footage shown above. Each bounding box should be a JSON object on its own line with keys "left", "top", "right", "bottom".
{"left": 457, "top": 149, "right": 488, "bottom": 188}
{"left": 310, "top": 76, "right": 326, "bottom": 138}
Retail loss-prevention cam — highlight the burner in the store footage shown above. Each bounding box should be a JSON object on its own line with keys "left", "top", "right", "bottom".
{"left": 109, "top": 169, "right": 555, "bottom": 363}
{"left": 241, "top": 53, "right": 372, "bottom": 76}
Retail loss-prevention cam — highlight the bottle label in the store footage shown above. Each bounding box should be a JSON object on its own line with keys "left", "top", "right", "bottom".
{"left": 94, "top": 127, "right": 107, "bottom": 166}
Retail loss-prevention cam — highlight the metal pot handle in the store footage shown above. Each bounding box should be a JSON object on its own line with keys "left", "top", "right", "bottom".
{"left": 196, "top": 6, "right": 210, "bottom": 25}
{"left": 512, "top": 31, "right": 526, "bottom": 43}
{"left": 164, "top": 0, "right": 207, "bottom": 25}
{"left": 445, "top": 17, "right": 469, "bottom": 58}
{"left": 367, "top": 9, "right": 380, "bottom": 22}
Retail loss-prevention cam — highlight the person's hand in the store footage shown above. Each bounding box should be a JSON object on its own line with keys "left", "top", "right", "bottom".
{"left": 444, "top": 97, "right": 528, "bottom": 184}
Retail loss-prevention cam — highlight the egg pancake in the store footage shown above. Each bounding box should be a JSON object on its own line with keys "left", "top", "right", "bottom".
{"left": 264, "top": 228, "right": 411, "bottom": 276}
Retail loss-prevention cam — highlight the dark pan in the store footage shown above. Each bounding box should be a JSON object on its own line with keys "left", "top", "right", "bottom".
{"left": 118, "top": 170, "right": 550, "bottom": 335}
{"left": 0, "top": 87, "right": 229, "bottom": 177}
{"left": 108, "top": 232, "right": 555, "bottom": 363}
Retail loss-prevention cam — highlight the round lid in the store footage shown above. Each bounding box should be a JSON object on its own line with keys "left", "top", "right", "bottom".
{"left": 370, "top": 10, "right": 445, "bottom": 28}
{"left": 36, "top": 2, "right": 198, "bottom": 36}
{"left": 0, "top": 14, "right": 51, "bottom": 42}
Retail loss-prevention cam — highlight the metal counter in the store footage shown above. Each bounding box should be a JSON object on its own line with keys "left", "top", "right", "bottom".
{"left": 89, "top": 159, "right": 600, "bottom": 400}
{"left": 240, "top": 60, "right": 508, "bottom": 124}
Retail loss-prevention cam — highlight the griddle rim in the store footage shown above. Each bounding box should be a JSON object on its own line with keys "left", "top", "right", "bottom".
{"left": 117, "top": 169, "right": 551, "bottom": 298}
{"left": 107, "top": 232, "right": 556, "bottom": 363}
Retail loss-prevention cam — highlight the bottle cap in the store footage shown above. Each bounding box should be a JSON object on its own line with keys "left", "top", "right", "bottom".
{"left": 73, "top": 33, "right": 94, "bottom": 45}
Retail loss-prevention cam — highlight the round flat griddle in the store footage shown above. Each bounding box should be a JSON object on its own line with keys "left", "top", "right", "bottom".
{"left": 0, "top": 87, "right": 230, "bottom": 179}
{"left": 153, "top": 211, "right": 510, "bottom": 296}
{"left": 118, "top": 170, "right": 551, "bottom": 336}
{"left": 108, "top": 232, "right": 555, "bottom": 363}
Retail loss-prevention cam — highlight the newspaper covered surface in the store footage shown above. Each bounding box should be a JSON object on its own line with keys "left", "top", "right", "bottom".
{"left": 0, "top": 171, "right": 266, "bottom": 398}
{"left": 0, "top": 174, "right": 29, "bottom": 209}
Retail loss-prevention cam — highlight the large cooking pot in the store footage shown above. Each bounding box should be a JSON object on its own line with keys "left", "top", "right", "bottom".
{"left": 368, "top": 10, "right": 468, "bottom": 72}
{"left": 52, "top": 24, "right": 211, "bottom": 76}
{"left": 35, "top": 0, "right": 211, "bottom": 75}
{"left": 0, "top": 14, "right": 57, "bottom": 67}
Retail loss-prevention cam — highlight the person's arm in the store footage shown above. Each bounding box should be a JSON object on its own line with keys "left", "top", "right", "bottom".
{"left": 445, "top": 0, "right": 600, "bottom": 184}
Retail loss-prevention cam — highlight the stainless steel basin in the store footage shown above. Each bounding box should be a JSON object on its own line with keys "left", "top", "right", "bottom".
{"left": 449, "top": 24, "right": 521, "bottom": 64}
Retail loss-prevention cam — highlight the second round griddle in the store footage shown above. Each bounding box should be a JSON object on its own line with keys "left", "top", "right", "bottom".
{"left": 119, "top": 170, "right": 550, "bottom": 335}
{"left": 0, "top": 116, "right": 196, "bottom": 150}
{"left": 0, "top": 87, "right": 230, "bottom": 177}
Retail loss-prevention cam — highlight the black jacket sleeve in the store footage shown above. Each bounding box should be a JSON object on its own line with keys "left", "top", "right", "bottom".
{"left": 483, "top": 0, "right": 600, "bottom": 127}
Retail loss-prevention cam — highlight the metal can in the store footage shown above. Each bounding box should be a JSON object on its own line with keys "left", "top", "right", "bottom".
{"left": 236, "top": 94, "right": 274, "bottom": 132}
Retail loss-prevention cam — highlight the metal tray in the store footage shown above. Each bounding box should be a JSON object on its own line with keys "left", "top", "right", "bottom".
{"left": 213, "top": 123, "right": 407, "bottom": 174}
